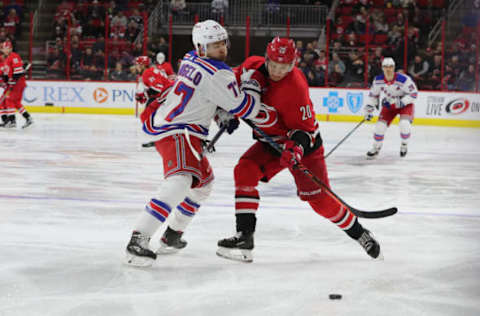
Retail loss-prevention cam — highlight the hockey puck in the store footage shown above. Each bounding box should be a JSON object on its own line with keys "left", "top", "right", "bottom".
{"left": 329, "top": 294, "right": 342, "bottom": 300}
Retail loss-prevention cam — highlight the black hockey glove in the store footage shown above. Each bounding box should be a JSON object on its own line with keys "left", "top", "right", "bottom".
{"left": 215, "top": 108, "right": 240, "bottom": 135}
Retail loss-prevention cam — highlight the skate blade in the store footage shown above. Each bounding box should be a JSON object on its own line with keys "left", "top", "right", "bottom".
{"left": 156, "top": 242, "right": 183, "bottom": 255}
{"left": 216, "top": 247, "right": 253, "bottom": 263}
{"left": 124, "top": 252, "right": 155, "bottom": 267}
{"left": 373, "top": 250, "right": 385, "bottom": 261}
{"left": 22, "top": 121, "right": 33, "bottom": 129}
{"left": 366, "top": 154, "right": 378, "bottom": 160}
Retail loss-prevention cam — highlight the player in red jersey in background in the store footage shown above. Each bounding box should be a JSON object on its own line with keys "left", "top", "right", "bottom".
{"left": 155, "top": 52, "right": 176, "bottom": 81}
{"left": 0, "top": 41, "right": 33, "bottom": 128}
{"left": 134, "top": 55, "right": 174, "bottom": 148}
{"left": 217, "top": 37, "right": 382, "bottom": 262}
{"left": 134, "top": 55, "right": 173, "bottom": 107}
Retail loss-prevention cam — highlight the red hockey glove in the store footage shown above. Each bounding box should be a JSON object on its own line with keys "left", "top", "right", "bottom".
{"left": 280, "top": 140, "right": 304, "bottom": 168}
{"left": 135, "top": 92, "right": 147, "bottom": 104}
{"left": 140, "top": 98, "right": 162, "bottom": 124}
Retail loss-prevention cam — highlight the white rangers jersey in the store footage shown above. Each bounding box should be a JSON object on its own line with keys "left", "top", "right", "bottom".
{"left": 142, "top": 51, "right": 260, "bottom": 139}
{"left": 367, "top": 72, "right": 418, "bottom": 109}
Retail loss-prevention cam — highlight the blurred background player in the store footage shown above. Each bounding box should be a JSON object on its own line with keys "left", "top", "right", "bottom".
{"left": 125, "top": 20, "right": 262, "bottom": 267}
{"left": 134, "top": 55, "right": 175, "bottom": 148}
{"left": 155, "top": 52, "right": 176, "bottom": 81}
{"left": 364, "top": 57, "right": 418, "bottom": 158}
{"left": 217, "top": 37, "right": 381, "bottom": 263}
{"left": 0, "top": 41, "right": 32, "bottom": 129}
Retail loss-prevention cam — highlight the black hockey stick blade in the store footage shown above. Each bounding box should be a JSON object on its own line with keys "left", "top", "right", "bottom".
{"left": 142, "top": 141, "right": 156, "bottom": 148}
{"left": 349, "top": 206, "right": 398, "bottom": 219}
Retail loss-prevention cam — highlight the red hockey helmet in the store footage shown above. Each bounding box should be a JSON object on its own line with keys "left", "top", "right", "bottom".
{"left": 134, "top": 56, "right": 150, "bottom": 67}
{"left": 266, "top": 37, "right": 296, "bottom": 65}
{"left": 1, "top": 41, "right": 12, "bottom": 51}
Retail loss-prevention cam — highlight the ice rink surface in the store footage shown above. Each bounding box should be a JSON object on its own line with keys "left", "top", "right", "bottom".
{"left": 0, "top": 114, "right": 479, "bottom": 316}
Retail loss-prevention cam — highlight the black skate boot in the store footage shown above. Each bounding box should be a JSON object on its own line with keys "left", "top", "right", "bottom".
{"left": 357, "top": 229, "right": 382, "bottom": 259}
{"left": 22, "top": 116, "right": 33, "bottom": 129}
{"left": 400, "top": 143, "right": 408, "bottom": 157}
{"left": 5, "top": 115, "right": 16, "bottom": 128}
{"left": 157, "top": 226, "right": 187, "bottom": 254}
{"left": 0, "top": 114, "right": 7, "bottom": 127}
{"left": 366, "top": 146, "right": 380, "bottom": 159}
{"left": 217, "top": 214, "right": 256, "bottom": 262}
{"left": 125, "top": 231, "right": 157, "bottom": 267}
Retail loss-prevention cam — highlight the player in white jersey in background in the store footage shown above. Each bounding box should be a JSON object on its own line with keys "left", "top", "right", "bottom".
{"left": 125, "top": 20, "right": 262, "bottom": 267}
{"left": 364, "top": 57, "right": 418, "bottom": 158}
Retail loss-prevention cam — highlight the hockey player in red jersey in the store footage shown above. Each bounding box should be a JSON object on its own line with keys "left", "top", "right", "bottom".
{"left": 134, "top": 55, "right": 173, "bottom": 107}
{"left": 155, "top": 52, "right": 176, "bottom": 80}
{"left": 0, "top": 41, "right": 33, "bottom": 128}
{"left": 217, "top": 37, "right": 381, "bottom": 262}
{"left": 134, "top": 55, "right": 174, "bottom": 148}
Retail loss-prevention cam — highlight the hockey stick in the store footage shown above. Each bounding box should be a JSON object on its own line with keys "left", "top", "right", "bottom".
{"left": 324, "top": 119, "right": 366, "bottom": 159}
{"left": 243, "top": 119, "right": 397, "bottom": 219}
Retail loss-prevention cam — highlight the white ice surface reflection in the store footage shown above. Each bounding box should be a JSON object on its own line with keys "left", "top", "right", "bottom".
{"left": 0, "top": 114, "right": 479, "bottom": 316}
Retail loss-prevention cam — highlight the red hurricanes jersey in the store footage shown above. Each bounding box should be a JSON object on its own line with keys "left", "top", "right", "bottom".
{"left": 235, "top": 56, "right": 318, "bottom": 140}
{"left": 140, "top": 66, "right": 173, "bottom": 98}
{"left": 3, "top": 52, "right": 25, "bottom": 85}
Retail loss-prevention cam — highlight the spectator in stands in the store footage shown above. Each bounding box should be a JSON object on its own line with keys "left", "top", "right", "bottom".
{"left": 126, "top": 65, "right": 138, "bottom": 81}
{"left": 344, "top": 50, "right": 365, "bottom": 86}
{"left": 93, "top": 35, "right": 105, "bottom": 54}
{"left": 0, "top": 2, "right": 6, "bottom": 25}
{"left": 47, "top": 47, "right": 65, "bottom": 79}
{"left": 85, "top": 0, "right": 105, "bottom": 37}
{"left": 110, "top": 62, "right": 128, "bottom": 81}
{"left": 347, "top": 14, "right": 366, "bottom": 34}
{"left": 343, "top": 33, "right": 358, "bottom": 48}
{"left": 211, "top": 0, "right": 228, "bottom": 19}
{"left": 70, "top": 17, "right": 82, "bottom": 37}
{"left": 70, "top": 40, "right": 83, "bottom": 76}
{"left": 4, "top": 8, "right": 19, "bottom": 37}
{"left": 373, "top": 12, "right": 389, "bottom": 34}
{"left": 0, "top": 27, "right": 8, "bottom": 43}
{"left": 80, "top": 47, "right": 99, "bottom": 80}
{"left": 408, "top": 54, "right": 429, "bottom": 88}
{"left": 329, "top": 52, "right": 346, "bottom": 76}
{"left": 311, "top": 63, "right": 326, "bottom": 87}
{"left": 456, "top": 64, "right": 476, "bottom": 92}
{"left": 330, "top": 63, "right": 345, "bottom": 86}
{"left": 148, "top": 36, "right": 168, "bottom": 60}
{"left": 125, "top": 21, "right": 140, "bottom": 42}
{"left": 129, "top": 8, "right": 144, "bottom": 31}
{"left": 132, "top": 42, "right": 143, "bottom": 58}
{"left": 353, "top": 0, "right": 372, "bottom": 16}
{"left": 111, "top": 11, "right": 128, "bottom": 38}
{"left": 170, "top": 0, "right": 187, "bottom": 15}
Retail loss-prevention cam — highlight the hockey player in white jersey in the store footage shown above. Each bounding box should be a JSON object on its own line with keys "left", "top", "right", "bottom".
{"left": 125, "top": 20, "right": 262, "bottom": 267}
{"left": 364, "top": 57, "right": 418, "bottom": 158}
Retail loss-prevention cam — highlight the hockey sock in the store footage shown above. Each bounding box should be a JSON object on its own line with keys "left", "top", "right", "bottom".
{"left": 373, "top": 120, "right": 387, "bottom": 149}
{"left": 399, "top": 118, "right": 411, "bottom": 145}
{"left": 1, "top": 114, "right": 6, "bottom": 123}
{"left": 343, "top": 218, "right": 364, "bottom": 240}
{"left": 309, "top": 199, "right": 358, "bottom": 232}
{"left": 169, "top": 197, "right": 200, "bottom": 232}
{"left": 236, "top": 213, "right": 256, "bottom": 234}
{"left": 8, "top": 115, "right": 15, "bottom": 123}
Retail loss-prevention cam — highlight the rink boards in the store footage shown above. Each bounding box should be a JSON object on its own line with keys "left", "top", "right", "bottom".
{"left": 20, "top": 80, "right": 480, "bottom": 127}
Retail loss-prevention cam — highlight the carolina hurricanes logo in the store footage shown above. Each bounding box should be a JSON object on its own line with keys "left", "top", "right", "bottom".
{"left": 279, "top": 46, "right": 286, "bottom": 54}
{"left": 445, "top": 98, "right": 469, "bottom": 115}
{"left": 254, "top": 104, "right": 278, "bottom": 128}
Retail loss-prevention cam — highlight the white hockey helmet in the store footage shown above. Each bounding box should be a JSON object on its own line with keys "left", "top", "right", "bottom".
{"left": 192, "top": 19, "right": 228, "bottom": 57}
{"left": 156, "top": 52, "right": 165, "bottom": 64}
{"left": 382, "top": 57, "right": 395, "bottom": 67}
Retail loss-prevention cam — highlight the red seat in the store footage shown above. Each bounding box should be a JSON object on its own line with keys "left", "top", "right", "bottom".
{"left": 372, "top": 0, "right": 384, "bottom": 7}
{"left": 417, "top": 0, "right": 429, "bottom": 8}
{"left": 433, "top": 0, "right": 446, "bottom": 8}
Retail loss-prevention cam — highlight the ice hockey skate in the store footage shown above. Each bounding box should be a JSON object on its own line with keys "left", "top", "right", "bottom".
{"left": 357, "top": 229, "right": 382, "bottom": 259}
{"left": 156, "top": 226, "right": 187, "bottom": 254}
{"left": 4, "top": 119, "right": 16, "bottom": 128}
{"left": 125, "top": 231, "right": 157, "bottom": 267}
{"left": 400, "top": 143, "right": 408, "bottom": 157}
{"left": 22, "top": 117, "right": 33, "bottom": 129}
{"left": 366, "top": 146, "right": 380, "bottom": 159}
{"left": 216, "top": 232, "right": 254, "bottom": 263}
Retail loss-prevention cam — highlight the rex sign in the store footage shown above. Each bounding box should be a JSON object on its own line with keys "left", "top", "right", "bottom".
{"left": 22, "top": 81, "right": 136, "bottom": 108}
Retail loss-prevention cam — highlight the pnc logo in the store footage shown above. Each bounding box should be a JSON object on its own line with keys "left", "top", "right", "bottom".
{"left": 93, "top": 88, "right": 109, "bottom": 103}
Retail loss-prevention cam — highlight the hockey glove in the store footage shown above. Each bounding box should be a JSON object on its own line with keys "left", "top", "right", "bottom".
{"left": 364, "top": 104, "right": 375, "bottom": 121}
{"left": 240, "top": 68, "right": 263, "bottom": 95}
{"left": 280, "top": 140, "right": 304, "bottom": 168}
{"left": 135, "top": 92, "right": 147, "bottom": 104}
{"left": 215, "top": 108, "right": 240, "bottom": 134}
